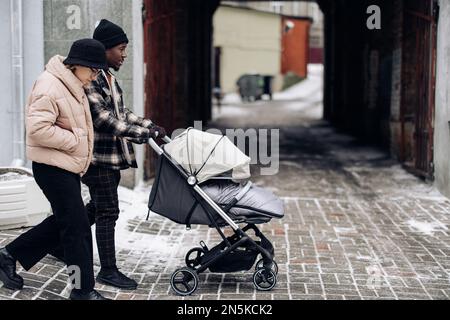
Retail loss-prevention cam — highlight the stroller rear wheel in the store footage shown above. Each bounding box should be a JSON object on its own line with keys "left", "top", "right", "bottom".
{"left": 185, "top": 247, "right": 206, "bottom": 270}
{"left": 255, "top": 259, "right": 279, "bottom": 275}
{"left": 252, "top": 269, "right": 277, "bottom": 291}
{"left": 170, "top": 267, "right": 199, "bottom": 296}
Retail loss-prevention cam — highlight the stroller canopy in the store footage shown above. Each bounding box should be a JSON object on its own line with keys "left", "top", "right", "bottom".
{"left": 163, "top": 129, "right": 251, "bottom": 183}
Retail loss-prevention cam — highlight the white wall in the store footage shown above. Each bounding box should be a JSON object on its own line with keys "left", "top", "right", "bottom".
{"left": 0, "top": 0, "right": 44, "bottom": 167}
{"left": 0, "top": 1, "right": 14, "bottom": 166}
{"left": 434, "top": 0, "right": 450, "bottom": 197}
{"left": 133, "top": 0, "right": 145, "bottom": 185}
{"left": 23, "top": 1, "right": 45, "bottom": 100}
{"left": 214, "top": 6, "right": 281, "bottom": 93}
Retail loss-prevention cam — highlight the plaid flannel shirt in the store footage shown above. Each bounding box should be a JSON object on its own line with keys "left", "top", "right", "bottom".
{"left": 84, "top": 71, "right": 153, "bottom": 170}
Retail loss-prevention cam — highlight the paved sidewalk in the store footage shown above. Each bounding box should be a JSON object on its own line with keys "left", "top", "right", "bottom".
{"left": 1, "top": 73, "right": 449, "bottom": 300}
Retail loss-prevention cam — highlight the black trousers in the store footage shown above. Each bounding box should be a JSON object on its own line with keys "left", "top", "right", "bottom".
{"left": 6, "top": 162, "right": 95, "bottom": 293}
{"left": 48, "top": 165, "right": 121, "bottom": 269}
{"left": 81, "top": 165, "right": 121, "bottom": 268}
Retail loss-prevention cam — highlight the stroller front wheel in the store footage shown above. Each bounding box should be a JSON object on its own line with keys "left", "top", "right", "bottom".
{"left": 170, "top": 267, "right": 199, "bottom": 296}
{"left": 185, "top": 247, "right": 206, "bottom": 270}
{"left": 253, "top": 269, "right": 277, "bottom": 291}
{"left": 255, "top": 259, "right": 279, "bottom": 275}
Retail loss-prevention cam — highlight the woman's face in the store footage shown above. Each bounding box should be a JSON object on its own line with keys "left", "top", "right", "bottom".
{"left": 73, "top": 66, "right": 101, "bottom": 86}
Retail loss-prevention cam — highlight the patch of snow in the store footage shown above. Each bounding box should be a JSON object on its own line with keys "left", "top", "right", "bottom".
{"left": 116, "top": 185, "right": 174, "bottom": 252}
{"left": 406, "top": 219, "right": 448, "bottom": 236}
{"left": 91, "top": 184, "right": 184, "bottom": 256}
{"left": 273, "top": 64, "right": 323, "bottom": 101}
{"left": 330, "top": 145, "right": 388, "bottom": 162}
{"left": 356, "top": 255, "right": 376, "bottom": 262}
{"left": 212, "top": 104, "right": 251, "bottom": 120}
{"left": 221, "top": 93, "right": 242, "bottom": 104}
{"left": 334, "top": 227, "right": 357, "bottom": 234}
{"left": 307, "top": 64, "right": 324, "bottom": 74}
{"left": 387, "top": 165, "right": 446, "bottom": 200}
{"left": 280, "top": 161, "right": 303, "bottom": 169}
{"left": 0, "top": 172, "right": 30, "bottom": 182}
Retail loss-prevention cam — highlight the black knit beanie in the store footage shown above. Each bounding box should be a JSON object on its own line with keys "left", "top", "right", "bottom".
{"left": 93, "top": 19, "right": 129, "bottom": 49}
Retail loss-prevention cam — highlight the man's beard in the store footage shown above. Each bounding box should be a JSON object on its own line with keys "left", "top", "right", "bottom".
{"left": 108, "top": 64, "right": 121, "bottom": 72}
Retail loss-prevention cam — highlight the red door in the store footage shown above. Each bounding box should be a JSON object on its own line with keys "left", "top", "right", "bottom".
{"left": 281, "top": 17, "right": 311, "bottom": 79}
{"left": 401, "top": 0, "right": 438, "bottom": 179}
{"left": 141, "top": 0, "right": 219, "bottom": 178}
{"left": 142, "top": 0, "right": 178, "bottom": 178}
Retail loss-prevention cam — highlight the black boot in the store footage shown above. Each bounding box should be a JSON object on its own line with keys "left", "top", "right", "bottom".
{"left": 96, "top": 266, "right": 138, "bottom": 290}
{"left": 69, "top": 289, "right": 110, "bottom": 300}
{"left": 0, "top": 247, "right": 24, "bottom": 290}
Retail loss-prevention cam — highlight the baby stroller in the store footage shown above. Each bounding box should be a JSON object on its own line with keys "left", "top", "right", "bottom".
{"left": 147, "top": 128, "right": 284, "bottom": 295}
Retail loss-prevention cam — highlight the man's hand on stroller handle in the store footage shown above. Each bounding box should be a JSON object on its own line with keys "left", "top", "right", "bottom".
{"left": 149, "top": 129, "right": 170, "bottom": 143}
{"left": 147, "top": 127, "right": 161, "bottom": 139}
{"left": 151, "top": 125, "right": 166, "bottom": 138}
{"left": 148, "top": 124, "right": 170, "bottom": 142}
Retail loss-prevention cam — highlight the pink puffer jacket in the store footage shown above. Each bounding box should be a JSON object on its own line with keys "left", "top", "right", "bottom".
{"left": 25, "top": 55, "right": 94, "bottom": 175}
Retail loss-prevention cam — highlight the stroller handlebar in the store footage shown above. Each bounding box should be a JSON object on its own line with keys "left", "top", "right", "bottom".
{"left": 161, "top": 135, "right": 172, "bottom": 143}
{"left": 148, "top": 134, "right": 172, "bottom": 155}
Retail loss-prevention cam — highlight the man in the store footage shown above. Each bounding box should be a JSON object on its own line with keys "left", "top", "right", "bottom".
{"left": 82, "top": 19, "right": 166, "bottom": 289}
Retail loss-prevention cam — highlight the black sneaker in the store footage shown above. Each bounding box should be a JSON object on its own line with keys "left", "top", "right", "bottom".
{"left": 69, "top": 289, "right": 110, "bottom": 300}
{"left": 0, "top": 247, "right": 23, "bottom": 290}
{"left": 96, "top": 267, "right": 138, "bottom": 290}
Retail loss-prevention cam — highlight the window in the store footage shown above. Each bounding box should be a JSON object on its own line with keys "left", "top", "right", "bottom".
{"left": 270, "top": 1, "right": 284, "bottom": 14}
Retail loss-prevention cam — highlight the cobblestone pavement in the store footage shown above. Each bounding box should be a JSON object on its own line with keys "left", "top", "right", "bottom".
{"left": 1, "top": 83, "right": 450, "bottom": 300}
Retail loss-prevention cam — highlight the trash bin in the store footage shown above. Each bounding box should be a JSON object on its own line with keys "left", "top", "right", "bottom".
{"left": 236, "top": 74, "right": 264, "bottom": 102}
{"left": 236, "top": 74, "right": 273, "bottom": 102}
{"left": 262, "top": 75, "right": 274, "bottom": 100}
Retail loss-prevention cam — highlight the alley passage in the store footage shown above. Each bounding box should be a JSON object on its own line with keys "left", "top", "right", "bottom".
{"left": 1, "top": 67, "right": 449, "bottom": 300}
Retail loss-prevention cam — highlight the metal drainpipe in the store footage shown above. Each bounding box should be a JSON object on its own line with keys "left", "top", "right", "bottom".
{"left": 10, "top": 0, "right": 25, "bottom": 167}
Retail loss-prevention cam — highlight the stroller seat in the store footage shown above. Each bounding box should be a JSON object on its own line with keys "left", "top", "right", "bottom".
{"left": 201, "top": 179, "right": 284, "bottom": 224}
{"left": 148, "top": 155, "right": 284, "bottom": 227}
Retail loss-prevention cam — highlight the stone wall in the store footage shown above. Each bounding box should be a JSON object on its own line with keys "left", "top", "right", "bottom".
{"left": 43, "top": 0, "right": 138, "bottom": 187}
{"left": 434, "top": 0, "right": 450, "bottom": 197}
{"left": 43, "top": 0, "right": 134, "bottom": 109}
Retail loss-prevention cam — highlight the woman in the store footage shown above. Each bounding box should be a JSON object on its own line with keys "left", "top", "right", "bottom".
{"left": 0, "top": 39, "right": 108, "bottom": 300}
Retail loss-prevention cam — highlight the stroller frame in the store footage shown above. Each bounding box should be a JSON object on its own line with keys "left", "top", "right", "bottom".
{"left": 149, "top": 137, "right": 279, "bottom": 295}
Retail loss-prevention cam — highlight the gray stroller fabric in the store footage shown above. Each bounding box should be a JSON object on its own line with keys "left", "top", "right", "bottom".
{"left": 148, "top": 155, "right": 284, "bottom": 226}
{"left": 200, "top": 180, "right": 284, "bottom": 221}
